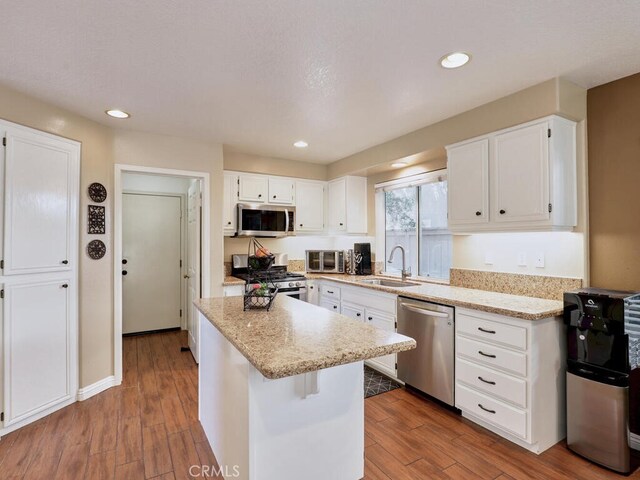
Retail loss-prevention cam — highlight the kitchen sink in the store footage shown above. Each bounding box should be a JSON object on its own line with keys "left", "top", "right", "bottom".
{"left": 358, "top": 278, "right": 420, "bottom": 288}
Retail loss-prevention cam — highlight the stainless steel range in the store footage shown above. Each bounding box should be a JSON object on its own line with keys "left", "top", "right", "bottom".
{"left": 231, "top": 253, "right": 307, "bottom": 301}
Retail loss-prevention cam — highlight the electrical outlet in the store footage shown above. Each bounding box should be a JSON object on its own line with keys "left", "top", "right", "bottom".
{"left": 484, "top": 252, "right": 494, "bottom": 265}
{"left": 535, "top": 252, "right": 545, "bottom": 268}
{"left": 517, "top": 252, "right": 527, "bottom": 267}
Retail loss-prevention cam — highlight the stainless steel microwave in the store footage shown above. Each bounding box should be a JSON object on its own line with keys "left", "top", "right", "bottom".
{"left": 306, "top": 250, "right": 345, "bottom": 273}
{"left": 236, "top": 204, "right": 295, "bottom": 237}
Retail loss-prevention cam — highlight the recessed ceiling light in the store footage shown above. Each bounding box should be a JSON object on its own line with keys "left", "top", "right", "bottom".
{"left": 439, "top": 52, "right": 470, "bottom": 69}
{"left": 105, "top": 109, "right": 130, "bottom": 119}
{"left": 391, "top": 161, "right": 408, "bottom": 168}
{"left": 293, "top": 140, "right": 308, "bottom": 148}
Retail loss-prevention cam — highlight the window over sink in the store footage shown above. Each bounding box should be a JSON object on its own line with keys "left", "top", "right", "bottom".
{"left": 377, "top": 170, "right": 451, "bottom": 281}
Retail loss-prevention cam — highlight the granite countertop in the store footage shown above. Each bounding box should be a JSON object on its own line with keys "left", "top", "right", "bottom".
{"left": 223, "top": 275, "right": 245, "bottom": 286}
{"left": 304, "top": 273, "right": 564, "bottom": 320}
{"left": 194, "top": 295, "right": 416, "bottom": 379}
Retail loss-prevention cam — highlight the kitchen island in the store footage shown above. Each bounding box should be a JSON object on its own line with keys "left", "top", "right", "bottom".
{"left": 195, "top": 295, "right": 415, "bottom": 480}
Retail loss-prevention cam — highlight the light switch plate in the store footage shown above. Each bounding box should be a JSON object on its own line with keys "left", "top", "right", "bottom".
{"left": 535, "top": 252, "right": 545, "bottom": 268}
{"left": 517, "top": 252, "right": 527, "bottom": 267}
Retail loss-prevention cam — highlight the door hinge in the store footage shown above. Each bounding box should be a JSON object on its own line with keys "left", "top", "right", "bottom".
{"left": 0, "top": 259, "right": 3, "bottom": 269}
{"left": 1, "top": 289, "right": 4, "bottom": 299}
{"left": 180, "top": 309, "right": 183, "bottom": 318}
{"left": 395, "top": 321, "right": 398, "bottom": 329}
{"left": 2, "top": 137, "right": 5, "bottom": 147}
{"left": 547, "top": 128, "right": 551, "bottom": 138}
{"left": 395, "top": 362, "right": 398, "bottom": 370}
{"left": 180, "top": 259, "right": 183, "bottom": 268}
{"left": 548, "top": 203, "right": 553, "bottom": 213}
{"left": 1, "top": 411, "right": 3, "bottom": 422}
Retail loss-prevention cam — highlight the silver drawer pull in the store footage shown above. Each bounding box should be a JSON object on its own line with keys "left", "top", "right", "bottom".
{"left": 478, "top": 403, "right": 496, "bottom": 414}
{"left": 478, "top": 327, "right": 496, "bottom": 334}
{"left": 327, "top": 290, "right": 334, "bottom": 294}
{"left": 478, "top": 376, "right": 496, "bottom": 385}
{"left": 478, "top": 350, "right": 496, "bottom": 358}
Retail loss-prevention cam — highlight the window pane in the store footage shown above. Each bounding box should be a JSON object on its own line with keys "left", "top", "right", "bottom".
{"left": 385, "top": 187, "right": 417, "bottom": 275}
{"left": 419, "top": 181, "right": 451, "bottom": 280}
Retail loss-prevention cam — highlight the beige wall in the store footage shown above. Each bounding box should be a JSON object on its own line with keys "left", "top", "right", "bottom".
{"left": 223, "top": 148, "right": 327, "bottom": 181}
{"left": 0, "top": 83, "right": 225, "bottom": 388}
{"left": 587, "top": 72, "right": 640, "bottom": 290}
{"left": 113, "top": 130, "right": 225, "bottom": 297}
{"left": 334, "top": 78, "right": 589, "bottom": 280}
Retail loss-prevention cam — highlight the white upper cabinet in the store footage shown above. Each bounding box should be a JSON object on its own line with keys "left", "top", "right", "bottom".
{"left": 295, "top": 180, "right": 324, "bottom": 232}
{"left": 3, "top": 127, "right": 80, "bottom": 275}
{"left": 238, "top": 174, "right": 268, "bottom": 203}
{"left": 223, "top": 173, "right": 238, "bottom": 235}
{"left": 327, "top": 178, "right": 347, "bottom": 232}
{"left": 491, "top": 121, "right": 550, "bottom": 223}
{"left": 268, "top": 177, "right": 294, "bottom": 205}
{"left": 328, "top": 176, "right": 368, "bottom": 234}
{"left": 446, "top": 115, "right": 576, "bottom": 233}
{"left": 447, "top": 139, "right": 489, "bottom": 226}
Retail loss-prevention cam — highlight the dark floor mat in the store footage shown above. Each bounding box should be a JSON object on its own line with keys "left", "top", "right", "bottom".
{"left": 364, "top": 365, "right": 401, "bottom": 398}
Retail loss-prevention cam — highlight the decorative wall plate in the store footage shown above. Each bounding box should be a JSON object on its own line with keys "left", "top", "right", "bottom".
{"left": 88, "top": 182, "right": 107, "bottom": 203}
{"left": 87, "top": 239, "right": 106, "bottom": 260}
{"left": 88, "top": 205, "right": 106, "bottom": 234}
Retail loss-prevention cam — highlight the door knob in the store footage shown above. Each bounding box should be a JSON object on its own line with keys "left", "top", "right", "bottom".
{"left": 475, "top": 211, "right": 482, "bottom": 216}
{"left": 122, "top": 270, "right": 128, "bottom": 276}
{"left": 61, "top": 260, "right": 69, "bottom": 265}
{"left": 122, "top": 259, "right": 128, "bottom": 265}
{"left": 62, "top": 284, "right": 68, "bottom": 288}
{"left": 499, "top": 209, "right": 506, "bottom": 215}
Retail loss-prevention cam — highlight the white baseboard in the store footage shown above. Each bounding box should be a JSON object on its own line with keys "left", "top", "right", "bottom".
{"left": 77, "top": 375, "right": 117, "bottom": 401}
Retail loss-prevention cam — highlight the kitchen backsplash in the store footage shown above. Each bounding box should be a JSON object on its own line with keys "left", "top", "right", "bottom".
{"left": 449, "top": 268, "right": 583, "bottom": 301}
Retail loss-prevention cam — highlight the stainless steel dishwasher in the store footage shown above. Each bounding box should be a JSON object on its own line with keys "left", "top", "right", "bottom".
{"left": 397, "top": 297, "right": 455, "bottom": 406}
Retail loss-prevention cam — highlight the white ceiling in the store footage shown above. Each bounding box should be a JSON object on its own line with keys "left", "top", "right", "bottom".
{"left": 2, "top": 1, "right": 640, "bottom": 163}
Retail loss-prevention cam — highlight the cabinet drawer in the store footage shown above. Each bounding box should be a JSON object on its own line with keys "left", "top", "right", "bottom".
{"left": 457, "top": 336, "right": 527, "bottom": 377}
{"left": 456, "top": 358, "right": 527, "bottom": 408}
{"left": 341, "top": 303, "right": 364, "bottom": 321}
{"left": 457, "top": 313, "right": 527, "bottom": 351}
{"left": 456, "top": 383, "right": 527, "bottom": 439}
{"left": 341, "top": 287, "right": 396, "bottom": 315}
{"left": 365, "top": 309, "right": 395, "bottom": 332}
{"left": 319, "top": 297, "right": 340, "bottom": 312}
{"left": 320, "top": 284, "right": 341, "bottom": 300}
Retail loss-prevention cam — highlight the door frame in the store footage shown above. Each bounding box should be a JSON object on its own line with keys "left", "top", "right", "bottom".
{"left": 114, "top": 164, "right": 210, "bottom": 385}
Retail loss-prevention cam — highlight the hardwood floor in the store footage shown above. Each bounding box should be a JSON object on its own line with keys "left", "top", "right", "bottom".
{"left": 0, "top": 329, "right": 634, "bottom": 479}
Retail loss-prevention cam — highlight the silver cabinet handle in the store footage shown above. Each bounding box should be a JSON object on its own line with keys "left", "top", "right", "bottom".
{"left": 400, "top": 304, "right": 450, "bottom": 318}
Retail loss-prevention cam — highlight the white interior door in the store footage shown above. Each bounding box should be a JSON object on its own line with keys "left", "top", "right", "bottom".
{"left": 187, "top": 181, "right": 201, "bottom": 362}
{"left": 123, "top": 193, "right": 182, "bottom": 334}
{"left": 3, "top": 279, "right": 73, "bottom": 427}
{"left": 3, "top": 127, "right": 77, "bottom": 275}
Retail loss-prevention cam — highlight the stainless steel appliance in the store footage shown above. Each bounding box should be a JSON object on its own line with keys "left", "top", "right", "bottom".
{"left": 236, "top": 204, "right": 295, "bottom": 237}
{"left": 232, "top": 253, "right": 307, "bottom": 301}
{"left": 397, "top": 297, "right": 455, "bottom": 406}
{"left": 305, "top": 250, "right": 345, "bottom": 273}
{"left": 564, "top": 288, "right": 640, "bottom": 474}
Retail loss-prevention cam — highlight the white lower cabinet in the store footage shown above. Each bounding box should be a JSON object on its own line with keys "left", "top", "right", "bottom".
{"left": 455, "top": 307, "right": 565, "bottom": 454}
{"left": 317, "top": 281, "right": 398, "bottom": 378}
{"left": 306, "top": 280, "right": 319, "bottom": 305}
{"left": 3, "top": 278, "right": 76, "bottom": 428}
{"left": 223, "top": 285, "right": 244, "bottom": 297}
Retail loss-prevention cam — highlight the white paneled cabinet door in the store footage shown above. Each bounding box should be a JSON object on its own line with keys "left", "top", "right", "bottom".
{"left": 447, "top": 139, "right": 489, "bottom": 226}
{"left": 327, "top": 178, "right": 346, "bottom": 232}
{"left": 3, "top": 128, "right": 79, "bottom": 275}
{"left": 238, "top": 174, "right": 268, "bottom": 203}
{"left": 223, "top": 173, "right": 237, "bottom": 234}
{"left": 3, "top": 279, "right": 75, "bottom": 427}
{"left": 268, "top": 177, "right": 294, "bottom": 204}
{"left": 295, "top": 181, "right": 324, "bottom": 232}
{"left": 491, "top": 121, "right": 550, "bottom": 223}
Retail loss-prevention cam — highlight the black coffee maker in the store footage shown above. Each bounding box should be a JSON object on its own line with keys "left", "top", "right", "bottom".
{"left": 353, "top": 243, "right": 372, "bottom": 275}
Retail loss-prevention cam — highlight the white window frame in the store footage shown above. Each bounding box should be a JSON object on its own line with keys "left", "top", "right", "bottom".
{"left": 375, "top": 169, "right": 451, "bottom": 283}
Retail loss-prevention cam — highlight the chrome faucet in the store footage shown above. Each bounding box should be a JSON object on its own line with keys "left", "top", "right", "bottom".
{"left": 387, "top": 245, "right": 411, "bottom": 281}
